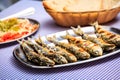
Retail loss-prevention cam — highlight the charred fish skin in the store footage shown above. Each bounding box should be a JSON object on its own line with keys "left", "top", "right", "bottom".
{"left": 25, "top": 39, "right": 68, "bottom": 64}
{"left": 93, "top": 22, "right": 120, "bottom": 47}
{"left": 19, "top": 40, "right": 55, "bottom": 66}
{"left": 35, "top": 37, "right": 77, "bottom": 62}
{"left": 34, "top": 38, "right": 68, "bottom": 64}
{"left": 61, "top": 33, "right": 103, "bottom": 57}
{"left": 24, "top": 39, "right": 43, "bottom": 54}
{"left": 68, "top": 44, "right": 90, "bottom": 59}
{"left": 52, "top": 46, "right": 77, "bottom": 62}
{"left": 72, "top": 26, "right": 116, "bottom": 51}
{"left": 46, "top": 36, "right": 90, "bottom": 59}
{"left": 42, "top": 48, "right": 68, "bottom": 64}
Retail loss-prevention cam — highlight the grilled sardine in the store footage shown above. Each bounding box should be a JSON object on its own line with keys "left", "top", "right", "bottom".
{"left": 93, "top": 22, "right": 120, "bottom": 46}
{"left": 25, "top": 39, "right": 68, "bottom": 64}
{"left": 72, "top": 26, "right": 116, "bottom": 51}
{"left": 61, "top": 32, "right": 103, "bottom": 56}
{"left": 35, "top": 37, "right": 77, "bottom": 62}
{"left": 46, "top": 36, "right": 90, "bottom": 59}
{"left": 18, "top": 40, "right": 55, "bottom": 66}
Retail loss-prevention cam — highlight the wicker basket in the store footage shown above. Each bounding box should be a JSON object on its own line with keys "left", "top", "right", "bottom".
{"left": 44, "top": 7, "right": 120, "bottom": 27}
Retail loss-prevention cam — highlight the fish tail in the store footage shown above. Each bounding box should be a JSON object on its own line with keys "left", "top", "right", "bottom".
{"left": 46, "top": 35, "right": 56, "bottom": 43}
{"left": 91, "top": 21, "right": 100, "bottom": 33}
{"left": 35, "top": 35, "right": 47, "bottom": 47}
{"left": 71, "top": 25, "right": 84, "bottom": 37}
{"left": 61, "top": 30, "right": 70, "bottom": 39}
{"left": 103, "top": 44, "right": 116, "bottom": 51}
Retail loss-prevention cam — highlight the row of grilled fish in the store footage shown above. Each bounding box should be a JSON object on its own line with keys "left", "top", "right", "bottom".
{"left": 18, "top": 22, "right": 120, "bottom": 67}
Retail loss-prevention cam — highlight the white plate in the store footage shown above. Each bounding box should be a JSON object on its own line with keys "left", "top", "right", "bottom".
{"left": 0, "top": 18, "right": 40, "bottom": 44}
{"left": 13, "top": 26, "right": 120, "bottom": 68}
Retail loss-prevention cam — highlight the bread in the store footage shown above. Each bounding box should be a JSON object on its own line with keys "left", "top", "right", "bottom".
{"left": 43, "top": 0, "right": 120, "bottom": 27}
{"left": 43, "top": 0, "right": 119, "bottom": 12}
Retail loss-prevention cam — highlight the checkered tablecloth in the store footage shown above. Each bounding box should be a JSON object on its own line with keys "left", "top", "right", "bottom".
{"left": 0, "top": 1, "right": 120, "bottom": 79}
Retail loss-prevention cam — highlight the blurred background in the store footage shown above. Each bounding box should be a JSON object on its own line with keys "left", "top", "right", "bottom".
{"left": 0, "top": 0, "right": 42, "bottom": 12}
{"left": 0, "top": 0, "right": 19, "bottom": 11}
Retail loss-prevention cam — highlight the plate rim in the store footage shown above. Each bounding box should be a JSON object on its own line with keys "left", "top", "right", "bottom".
{"left": 13, "top": 46, "right": 120, "bottom": 69}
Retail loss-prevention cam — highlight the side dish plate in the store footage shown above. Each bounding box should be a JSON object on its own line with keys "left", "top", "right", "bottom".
{"left": 0, "top": 18, "right": 40, "bottom": 44}
{"left": 13, "top": 26, "right": 120, "bottom": 69}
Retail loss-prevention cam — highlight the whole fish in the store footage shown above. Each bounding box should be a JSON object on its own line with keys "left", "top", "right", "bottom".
{"left": 92, "top": 22, "right": 120, "bottom": 47}
{"left": 46, "top": 36, "right": 90, "bottom": 59}
{"left": 25, "top": 39, "right": 68, "bottom": 64}
{"left": 18, "top": 40, "right": 55, "bottom": 66}
{"left": 50, "top": 46, "right": 77, "bottom": 62}
{"left": 61, "top": 32, "right": 103, "bottom": 56}
{"left": 35, "top": 37, "right": 77, "bottom": 62}
{"left": 41, "top": 48, "right": 68, "bottom": 64}
{"left": 72, "top": 26, "right": 116, "bottom": 51}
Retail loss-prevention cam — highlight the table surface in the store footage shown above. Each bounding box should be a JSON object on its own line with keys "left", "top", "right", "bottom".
{"left": 0, "top": 0, "right": 120, "bottom": 79}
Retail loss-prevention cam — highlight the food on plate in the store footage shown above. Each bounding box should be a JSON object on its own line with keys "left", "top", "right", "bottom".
{"left": 34, "top": 36, "right": 77, "bottom": 62}
{"left": 35, "top": 37, "right": 77, "bottom": 62}
{"left": 93, "top": 22, "right": 120, "bottom": 46}
{"left": 18, "top": 40, "right": 55, "bottom": 66}
{"left": 61, "top": 32, "right": 103, "bottom": 56}
{"left": 24, "top": 38, "right": 68, "bottom": 64}
{"left": 16, "top": 25, "right": 120, "bottom": 67}
{"left": 46, "top": 36, "right": 90, "bottom": 60}
{"left": 71, "top": 26, "right": 116, "bottom": 51}
{"left": 0, "top": 18, "right": 39, "bottom": 43}
{"left": 51, "top": 46, "right": 77, "bottom": 62}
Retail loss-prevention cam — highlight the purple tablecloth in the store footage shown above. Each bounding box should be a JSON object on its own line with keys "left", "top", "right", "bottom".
{"left": 0, "top": 0, "right": 120, "bottom": 79}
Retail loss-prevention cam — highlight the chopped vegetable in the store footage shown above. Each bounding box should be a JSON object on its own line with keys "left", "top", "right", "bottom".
{"left": 0, "top": 18, "right": 39, "bottom": 43}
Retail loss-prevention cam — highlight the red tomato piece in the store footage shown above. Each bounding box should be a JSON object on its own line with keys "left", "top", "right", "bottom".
{"left": 21, "top": 31, "right": 29, "bottom": 35}
{"left": 2, "top": 32, "right": 13, "bottom": 41}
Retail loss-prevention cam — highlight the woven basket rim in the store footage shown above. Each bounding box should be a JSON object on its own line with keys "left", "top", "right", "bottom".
{"left": 44, "top": 6, "right": 120, "bottom": 13}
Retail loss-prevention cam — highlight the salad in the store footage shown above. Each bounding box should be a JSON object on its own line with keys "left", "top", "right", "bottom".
{"left": 0, "top": 18, "right": 39, "bottom": 43}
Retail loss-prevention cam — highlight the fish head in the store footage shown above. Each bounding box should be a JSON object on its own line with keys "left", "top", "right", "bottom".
{"left": 91, "top": 46, "right": 103, "bottom": 56}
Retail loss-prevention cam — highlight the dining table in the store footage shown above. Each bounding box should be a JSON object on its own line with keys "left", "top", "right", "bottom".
{"left": 0, "top": 0, "right": 120, "bottom": 79}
